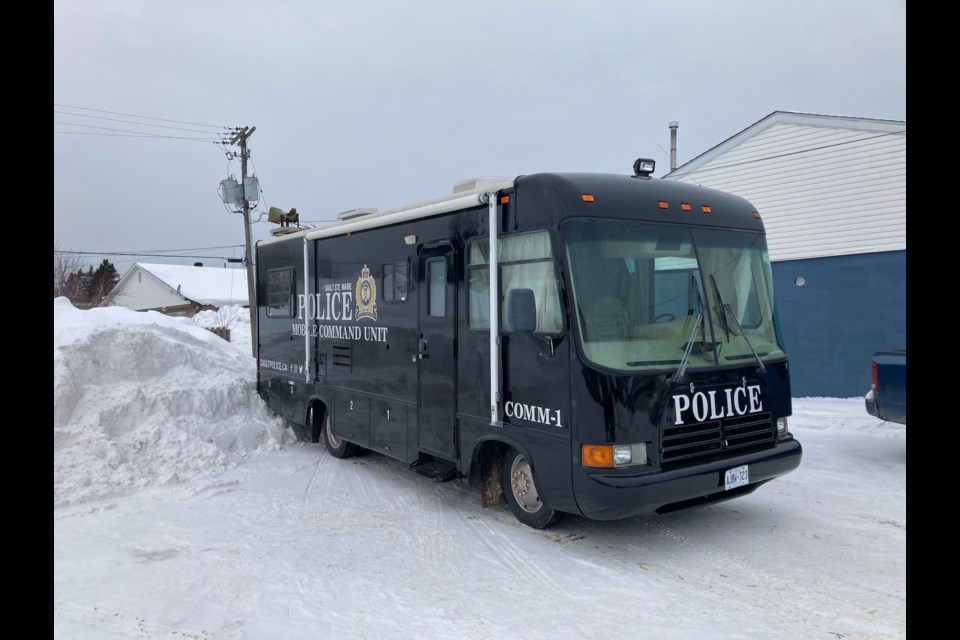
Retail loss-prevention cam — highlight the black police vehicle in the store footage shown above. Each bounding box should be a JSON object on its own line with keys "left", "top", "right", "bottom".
{"left": 255, "top": 160, "right": 802, "bottom": 529}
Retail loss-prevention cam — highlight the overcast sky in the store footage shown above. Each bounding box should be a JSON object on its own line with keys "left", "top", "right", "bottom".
{"left": 54, "top": 0, "right": 906, "bottom": 272}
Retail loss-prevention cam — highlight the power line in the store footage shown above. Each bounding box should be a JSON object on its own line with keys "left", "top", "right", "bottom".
{"left": 55, "top": 122, "right": 219, "bottom": 140}
{"left": 125, "top": 244, "right": 245, "bottom": 253}
{"left": 54, "top": 110, "right": 226, "bottom": 135}
{"left": 57, "top": 244, "right": 244, "bottom": 254}
{"left": 53, "top": 103, "right": 225, "bottom": 129}
{"left": 54, "top": 250, "right": 245, "bottom": 260}
{"left": 55, "top": 131, "right": 220, "bottom": 143}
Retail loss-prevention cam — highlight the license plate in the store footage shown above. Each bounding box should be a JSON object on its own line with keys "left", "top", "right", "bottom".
{"left": 724, "top": 464, "right": 749, "bottom": 490}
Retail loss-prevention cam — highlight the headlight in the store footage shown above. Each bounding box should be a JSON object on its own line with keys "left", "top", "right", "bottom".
{"left": 776, "top": 417, "right": 789, "bottom": 437}
{"left": 582, "top": 443, "right": 648, "bottom": 468}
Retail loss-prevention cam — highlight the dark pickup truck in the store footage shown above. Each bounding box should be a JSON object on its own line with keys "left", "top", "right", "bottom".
{"left": 864, "top": 350, "right": 906, "bottom": 425}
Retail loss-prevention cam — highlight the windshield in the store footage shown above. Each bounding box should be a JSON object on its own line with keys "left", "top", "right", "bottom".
{"left": 564, "top": 219, "right": 786, "bottom": 373}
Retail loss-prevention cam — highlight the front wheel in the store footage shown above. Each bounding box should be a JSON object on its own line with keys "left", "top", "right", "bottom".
{"left": 502, "top": 449, "right": 562, "bottom": 529}
{"left": 322, "top": 413, "right": 361, "bottom": 458}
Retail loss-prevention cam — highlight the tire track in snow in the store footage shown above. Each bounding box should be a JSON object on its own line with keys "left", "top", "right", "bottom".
{"left": 54, "top": 599, "right": 216, "bottom": 638}
{"left": 565, "top": 506, "right": 900, "bottom": 639}
{"left": 413, "top": 482, "right": 448, "bottom": 563}
{"left": 300, "top": 446, "right": 337, "bottom": 514}
{"left": 463, "top": 513, "right": 571, "bottom": 596}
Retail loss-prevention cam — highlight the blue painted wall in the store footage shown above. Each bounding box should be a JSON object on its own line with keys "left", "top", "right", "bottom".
{"left": 771, "top": 250, "right": 906, "bottom": 398}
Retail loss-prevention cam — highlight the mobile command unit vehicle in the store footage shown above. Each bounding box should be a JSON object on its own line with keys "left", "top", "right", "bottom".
{"left": 256, "top": 159, "right": 802, "bottom": 528}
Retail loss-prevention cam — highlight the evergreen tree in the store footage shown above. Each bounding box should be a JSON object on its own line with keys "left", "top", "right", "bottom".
{"left": 90, "top": 259, "right": 120, "bottom": 303}
{"left": 80, "top": 266, "right": 96, "bottom": 302}
{"left": 58, "top": 259, "right": 120, "bottom": 306}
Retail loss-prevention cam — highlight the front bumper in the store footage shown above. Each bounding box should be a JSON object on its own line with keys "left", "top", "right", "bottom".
{"left": 865, "top": 389, "right": 879, "bottom": 418}
{"left": 572, "top": 438, "right": 803, "bottom": 521}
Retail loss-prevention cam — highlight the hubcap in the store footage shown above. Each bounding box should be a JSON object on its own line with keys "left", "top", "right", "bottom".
{"left": 510, "top": 455, "right": 542, "bottom": 514}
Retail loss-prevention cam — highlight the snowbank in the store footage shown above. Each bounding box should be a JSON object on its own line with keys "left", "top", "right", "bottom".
{"left": 53, "top": 297, "right": 290, "bottom": 506}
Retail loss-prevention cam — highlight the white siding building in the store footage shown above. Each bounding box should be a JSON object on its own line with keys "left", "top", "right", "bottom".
{"left": 102, "top": 263, "right": 249, "bottom": 317}
{"left": 664, "top": 112, "right": 905, "bottom": 397}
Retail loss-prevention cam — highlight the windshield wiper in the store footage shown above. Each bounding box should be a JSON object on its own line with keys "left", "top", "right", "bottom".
{"left": 709, "top": 274, "right": 731, "bottom": 342}
{"left": 709, "top": 274, "right": 766, "bottom": 374}
{"left": 674, "top": 275, "right": 706, "bottom": 382}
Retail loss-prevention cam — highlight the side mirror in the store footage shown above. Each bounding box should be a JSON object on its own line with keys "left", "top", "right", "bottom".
{"left": 507, "top": 288, "right": 537, "bottom": 333}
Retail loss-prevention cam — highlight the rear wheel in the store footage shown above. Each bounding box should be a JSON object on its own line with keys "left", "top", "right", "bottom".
{"left": 322, "top": 413, "right": 361, "bottom": 458}
{"left": 502, "top": 449, "right": 562, "bottom": 529}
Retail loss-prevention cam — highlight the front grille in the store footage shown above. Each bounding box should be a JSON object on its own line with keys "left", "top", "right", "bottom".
{"left": 661, "top": 411, "right": 774, "bottom": 468}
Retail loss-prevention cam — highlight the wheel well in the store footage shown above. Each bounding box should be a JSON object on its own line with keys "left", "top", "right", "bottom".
{"left": 468, "top": 440, "right": 507, "bottom": 486}
{"left": 469, "top": 440, "right": 510, "bottom": 508}
{"left": 308, "top": 400, "right": 328, "bottom": 443}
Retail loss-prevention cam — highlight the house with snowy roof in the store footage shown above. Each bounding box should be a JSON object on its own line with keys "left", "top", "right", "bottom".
{"left": 102, "top": 262, "right": 249, "bottom": 317}
{"left": 663, "top": 111, "right": 905, "bottom": 397}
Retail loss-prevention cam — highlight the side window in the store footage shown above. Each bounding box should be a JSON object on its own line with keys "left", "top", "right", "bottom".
{"left": 427, "top": 258, "right": 446, "bottom": 317}
{"left": 739, "top": 278, "right": 762, "bottom": 328}
{"left": 467, "top": 231, "right": 563, "bottom": 333}
{"left": 382, "top": 261, "right": 408, "bottom": 303}
{"left": 267, "top": 268, "right": 295, "bottom": 317}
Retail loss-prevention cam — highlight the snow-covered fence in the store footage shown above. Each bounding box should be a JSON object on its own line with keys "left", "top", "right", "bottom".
{"left": 206, "top": 326, "right": 231, "bottom": 342}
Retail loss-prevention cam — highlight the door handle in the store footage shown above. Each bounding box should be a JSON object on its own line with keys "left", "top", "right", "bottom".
{"left": 418, "top": 338, "right": 429, "bottom": 359}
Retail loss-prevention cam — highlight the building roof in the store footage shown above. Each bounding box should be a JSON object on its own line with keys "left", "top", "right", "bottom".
{"left": 105, "top": 263, "right": 249, "bottom": 310}
{"left": 665, "top": 111, "right": 906, "bottom": 179}
{"left": 662, "top": 111, "right": 906, "bottom": 262}
{"left": 139, "top": 263, "right": 248, "bottom": 306}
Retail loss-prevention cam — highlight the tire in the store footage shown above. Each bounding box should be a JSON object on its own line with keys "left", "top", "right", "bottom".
{"left": 502, "top": 449, "right": 562, "bottom": 529}
{"left": 322, "top": 413, "right": 361, "bottom": 459}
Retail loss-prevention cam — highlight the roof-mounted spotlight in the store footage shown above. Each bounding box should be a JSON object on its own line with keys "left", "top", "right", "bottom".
{"left": 632, "top": 158, "right": 655, "bottom": 179}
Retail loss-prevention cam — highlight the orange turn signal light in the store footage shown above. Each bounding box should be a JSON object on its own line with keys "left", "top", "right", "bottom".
{"left": 500, "top": 195, "right": 510, "bottom": 204}
{"left": 581, "top": 194, "right": 595, "bottom": 203}
{"left": 581, "top": 444, "right": 614, "bottom": 468}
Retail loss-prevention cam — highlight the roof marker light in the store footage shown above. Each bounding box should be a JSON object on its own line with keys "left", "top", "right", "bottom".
{"left": 752, "top": 211, "right": 762, "bottom": 219}
{"left": 658, "top": 201, "right": 669, "bottom": 209}
{"left": 500, "top": 195, "right": 510, "bottom": 204}
{"left": 701, "top": 205, "right": 712, "bottom": 214}
{"left": 680, "top": 203, "right": 691, "bottom": 211}
{"left": 581, "top": 194, "right": 595, "bottom": 203}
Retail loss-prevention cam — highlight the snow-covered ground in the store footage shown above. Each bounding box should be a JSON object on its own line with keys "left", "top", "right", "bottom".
{"left": 54, "top": 299, "right": 906, "bottom": 639}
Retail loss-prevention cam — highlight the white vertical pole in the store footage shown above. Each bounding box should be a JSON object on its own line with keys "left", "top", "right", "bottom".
{"left": 487, "top": 192, "right": 501, "bottom": 426}
{"left": 303, "top": 235, "right": 311, "bottom": 383}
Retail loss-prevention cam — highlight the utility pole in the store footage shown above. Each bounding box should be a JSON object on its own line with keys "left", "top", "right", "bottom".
{"left": 228, "top": 126, "right": 258, "bottom": 359}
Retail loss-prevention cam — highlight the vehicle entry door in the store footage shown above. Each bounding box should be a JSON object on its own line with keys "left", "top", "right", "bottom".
{"left": 417, "top": 244, "right": 457, "bottom": 458}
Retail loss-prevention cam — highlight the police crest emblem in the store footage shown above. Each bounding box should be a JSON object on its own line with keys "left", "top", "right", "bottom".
{"left": 355, "top": 264, "right": 378, "bottom": 321}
